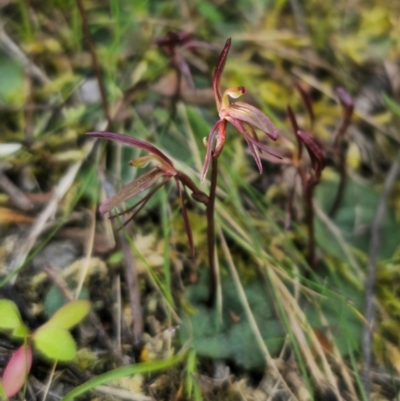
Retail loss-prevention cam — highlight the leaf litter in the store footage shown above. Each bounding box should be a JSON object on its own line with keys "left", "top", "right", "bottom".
{"left": 1, "top": 0, "right": 400, "bottom": 400}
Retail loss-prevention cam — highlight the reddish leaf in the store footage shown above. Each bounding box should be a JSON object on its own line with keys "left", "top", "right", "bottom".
{"left": 86, "top": 132, "right": 174, "bottom": 168}
{"left": 2, "top": 344, "right": 32, "bottom": 398}
{"left": 99, "top": 167, "right": 165, "bottom": 215}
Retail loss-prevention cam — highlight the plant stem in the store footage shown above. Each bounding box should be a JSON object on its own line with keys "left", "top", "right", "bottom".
{"left": 329, "top": 147, "right": 346, "bottom": 217}
{"left": 206, "top": 154, "right": 218, "bottom": 307}
{"left": 304, "top": 178, "right": 316, "bottom": 267}
{"left": 176, "top": 171, "right": 209, "bottom": 205}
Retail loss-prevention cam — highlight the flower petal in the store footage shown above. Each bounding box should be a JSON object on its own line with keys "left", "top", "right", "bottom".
{"left": 87, "top": 132, "right": 174, "bottom": 168}
{"left": 228, "top": 102, "right": 279, "bottom": 140}
{"left": 296, "top": 130, "right": 326, "bottom": 180}
{"left": 99, "top": 167, "right": 164, "bottom": 215}
{"left": 201, "top": 120, "right": 222, "bottom": 183}
{"left": 287, "top": 105, "right": 303, "bottom": 159}
{"left": 213, "top": 38, "right": 231, "bottom": 110}
{"left": 226, "top": 117, "right": 263, "bottom": 173}
{"left": 293, "top": 80, "right": 315, "bottom": 124}
{"left": 226, "top": 116, "right": 282, "bottom": 160}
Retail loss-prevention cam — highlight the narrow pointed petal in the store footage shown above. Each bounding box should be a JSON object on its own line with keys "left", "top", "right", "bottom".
{"left": 287, "top": 105, "right": 303, "bottom": 159}
{"left": 201, "top": 120, "right": 222, "bottom": 183}
{"left": 176, "top": 54, "right": 195, "bottom": 88}
{"left": 175, "top": 178, "right": 195, "bottom": 260}
{"left": 87, "top": 132, "right": 174, "bottom": 168}
{"left": 99, "top": 168, "right": 164, "bottom": 215}
{"left": 226, "top": 116, "right": 282, "bottom": 162}
{"left": 228, "top": 102, "right": 279, "bottom": 140}
{"left": 228, "top": 118, "right": 263, "bottom": 173}
{"left": 213, "top": 38, "right": 231, "bottom": 110}
{"left": 110, "top": 178, "right": 169, "bottom": 220}
{"left": 297, "top": 130, "right": 326, "bottom": 180}
{"left": 293, "top": 80, "right": 315, "bottom": 124}
{"left": 335, "top": 87, "right": 354, "bottom": 119}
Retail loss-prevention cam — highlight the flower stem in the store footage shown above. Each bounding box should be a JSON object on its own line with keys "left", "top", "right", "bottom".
{"left": 304, "top": 178, "right": 316, "bottom": 267}
{"left": 206, "top": 154, "right": 218, "bottom": 306}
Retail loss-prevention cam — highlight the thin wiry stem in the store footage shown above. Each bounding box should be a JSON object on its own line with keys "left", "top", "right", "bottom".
{"left": 329, "top": 148, "right": 346, "bottom": 217}
{"left": 304, "top": 179, "right": 316, "bottom": 267}
{"left": 206, "top": 154, "right": 218, "bottom": 307}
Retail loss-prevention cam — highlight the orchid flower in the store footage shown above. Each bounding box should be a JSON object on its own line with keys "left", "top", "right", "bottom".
{"left": 87, "top": 131, "right": 203, "bottom": 258}
{"left": 155, "top": 31, "right": 217, "bottom": 89}
{"left": 201, "top": 38, "right": 280, "bottom": 182}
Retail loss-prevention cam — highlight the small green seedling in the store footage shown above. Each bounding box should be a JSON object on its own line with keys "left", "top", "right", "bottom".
{"left": 0, "top": 299, "right": 90, "bottom": 399}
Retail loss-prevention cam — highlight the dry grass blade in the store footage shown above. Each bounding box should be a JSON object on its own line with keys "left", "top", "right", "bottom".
{"left": 0, "top": 173, "right": 33, "bottom": 211}
{"left": 216, "top": 201, "right": 343, "bottom": 398}
{"left": 217, "top": 225, "right": 300, "bottom": 401}
{"left": 0, "top": 25, "right": 50, "bottom": 85}
{"left": 7, "top": 140, "right": 95, "bottom": 284}
{"left": 94, "top": 385, "right": 151, "bottom": 401}
{"left": 362, "top": 152, "right": 400, "bottom": 395}
{"left": 266, "top": 264, "right": 342, "bottom": 399}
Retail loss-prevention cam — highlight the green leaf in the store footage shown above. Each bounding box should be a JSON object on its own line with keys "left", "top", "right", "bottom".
{"left": 44, "top": 285, "right": 89, "bottom": 318}
{"left": 33, "top": 327, "right": 77, "bottom": 361}
{"left": 46, "top": 300, "right": 91, "bottom": 330}
{"left": 180, "top": 271, "right": 284, "bottom": 369}
{"left": 383, "top": 93, "right": 400, "bottom": 117}
{"left": 60, "top": 353, "right": 186, "bottom": 401}
{"left": 12, "top": 325, "right": 30, "bottom": 339}
{"left": 0, "top": 300, "right": 23, "bottom": 330}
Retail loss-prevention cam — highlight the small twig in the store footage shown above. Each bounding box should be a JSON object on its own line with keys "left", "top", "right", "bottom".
{"left": 4, "top": 140, "right": 95, "bottom": 286}
{"left": 362, "top": 153, "right": 400, "bottom": 398}
{"left": 118, "top": 229, "right": 143, "bottom": 347}
{"left": 75, "top": 0, "right": 112, "bottom": 129}
{"left": 75, "top": 208, "right": 96, "bottom": 299}
{"left": 101, "top": 175, "right": 143, "bottom": 348}
{"left": 0, "top": 171, "right": 33, "bottom": 211}
{"left": 41, "top": 361, "right": 57, "bottom": 401}
{"left": 0, "top": 24, "right": 50, "bottom": 85}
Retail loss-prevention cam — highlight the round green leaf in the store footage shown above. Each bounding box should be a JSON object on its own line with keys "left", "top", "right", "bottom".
{"left": 33, "top": 327, "right": 77, "bottom": 361}
{"left": 46, "top": 300, "right": 91, "bottom": 330}
{"left": 0, "top": 300, "right": 23, "bottom": 330}
{"left": 12, "top": 325, "right": 29, "bottom": 339}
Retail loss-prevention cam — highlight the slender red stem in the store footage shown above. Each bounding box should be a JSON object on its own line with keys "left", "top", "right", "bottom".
{"left": 206, "top": 154, "right": 219, "bottom": 307}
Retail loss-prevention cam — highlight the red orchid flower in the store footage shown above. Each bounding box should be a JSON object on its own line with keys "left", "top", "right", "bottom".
{"left": 155, "top": 31, "right": 217, "bottom": 89}
{"left": 86, "top": 131, "right": 196, "bottom": 258}
{"left": 201, "top": 38, "right": 280, "bottom": 182}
